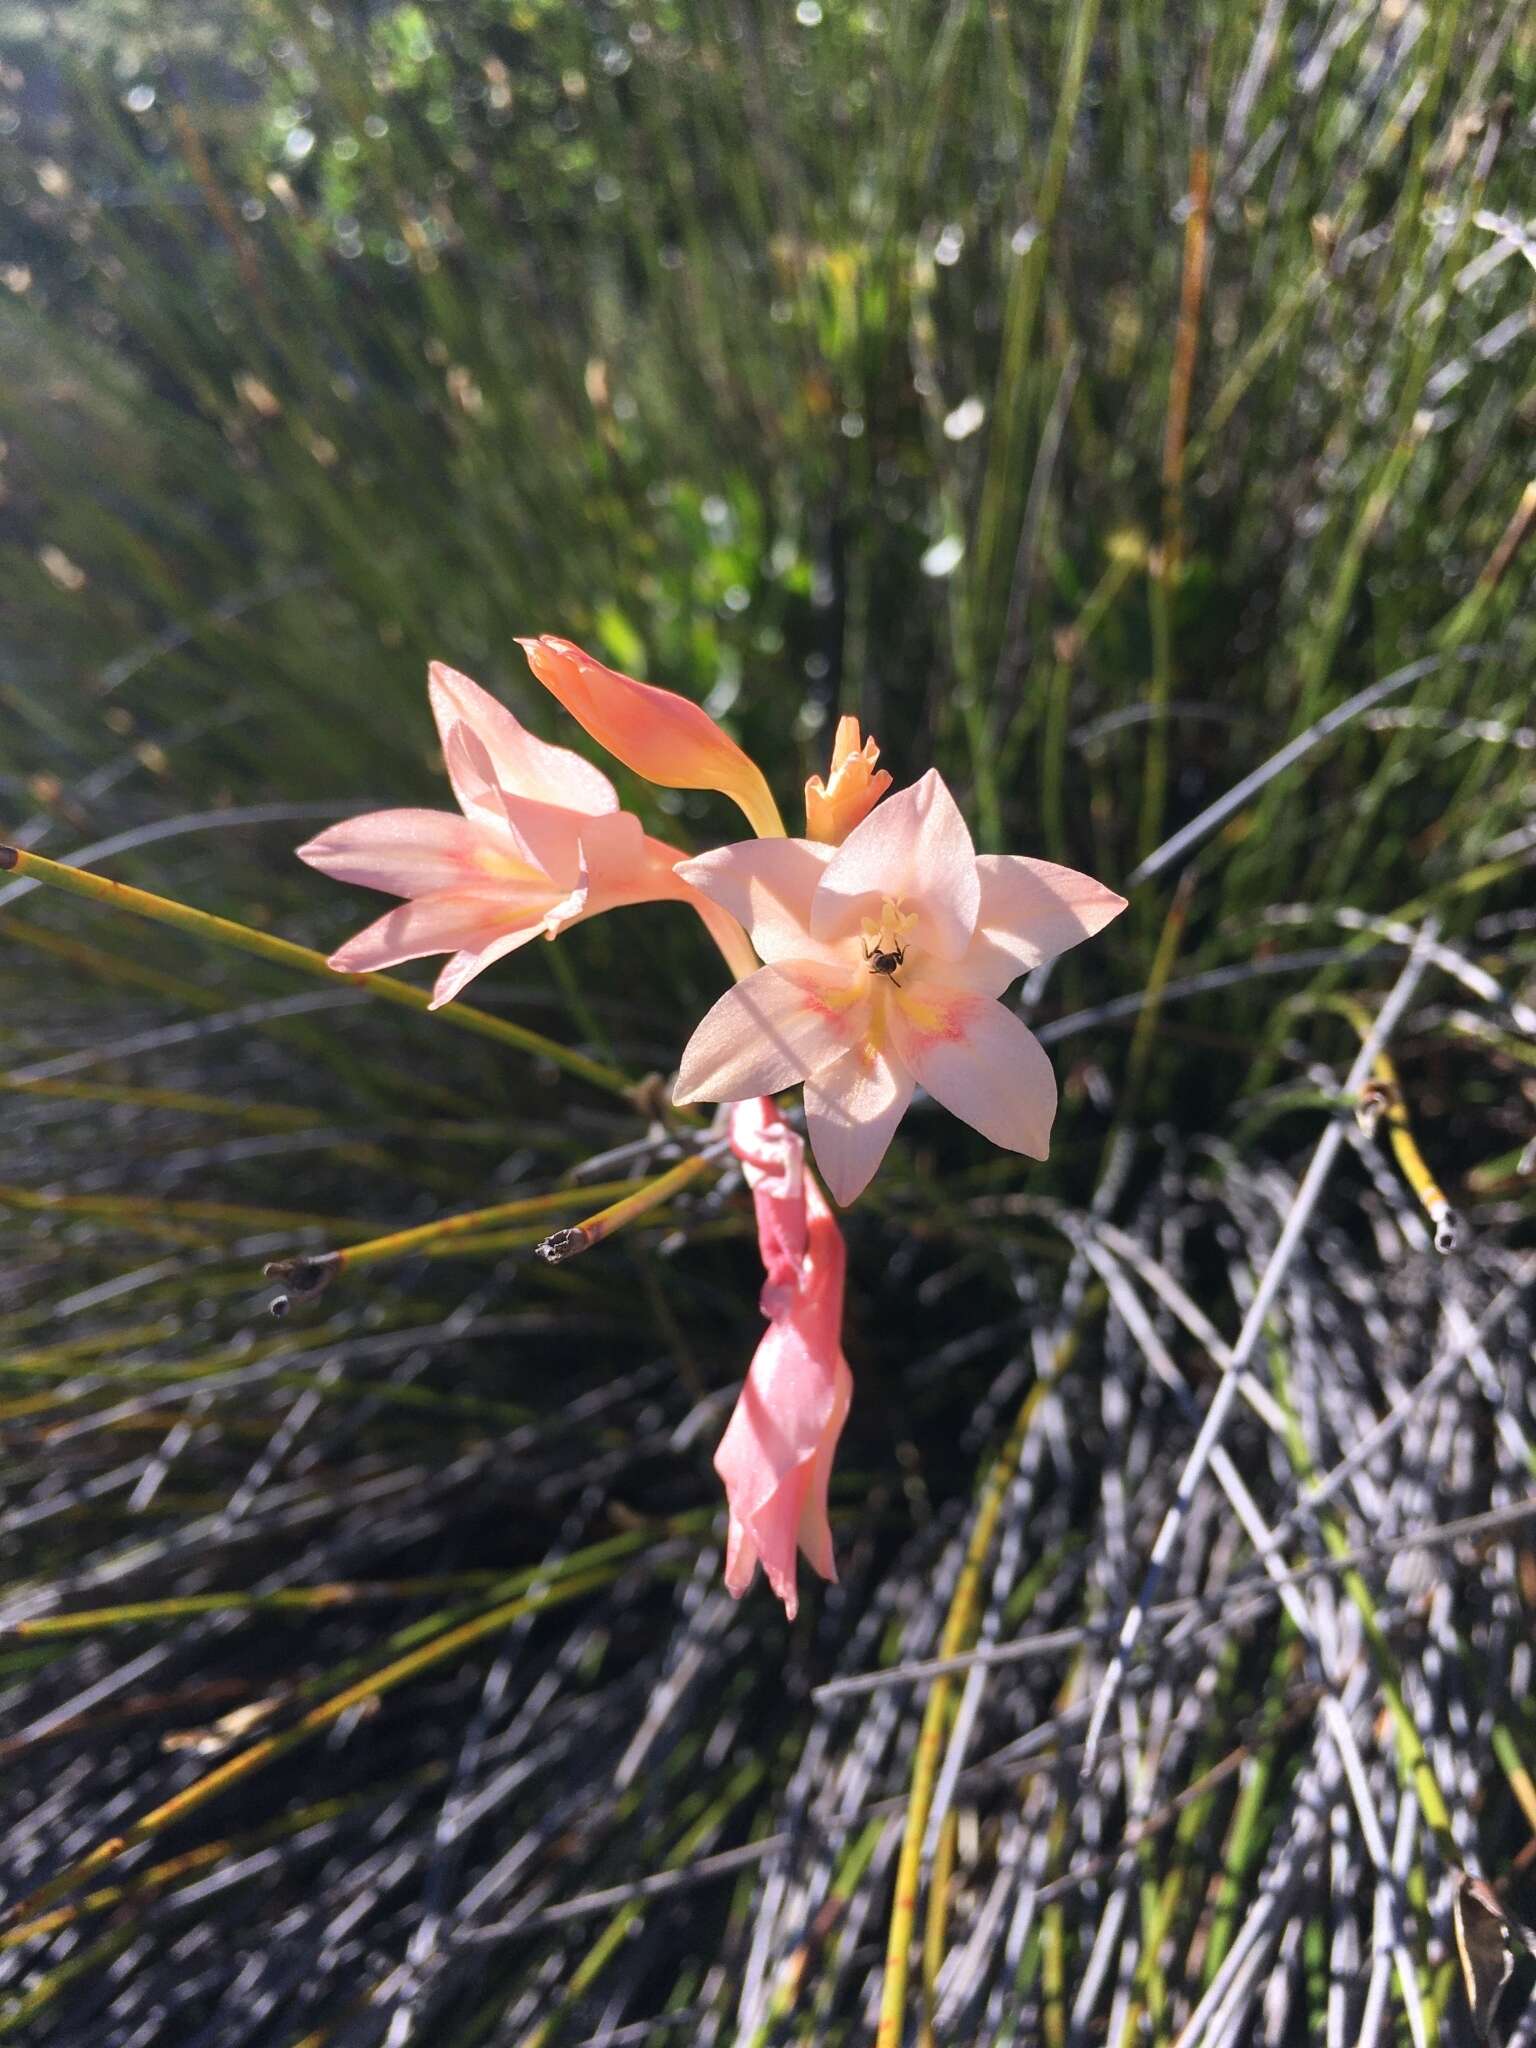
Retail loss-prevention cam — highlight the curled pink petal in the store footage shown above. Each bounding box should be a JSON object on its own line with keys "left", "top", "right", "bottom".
{"left": 713, "top": 1099, "right": 851, "bottom": 1617}
{"left": 811, "top": 769, "right": 980, "bottom": 960}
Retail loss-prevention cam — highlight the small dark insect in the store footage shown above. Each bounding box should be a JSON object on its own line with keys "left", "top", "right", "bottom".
{"left": 863, "top": 938, "right": 906, "bottom": 986}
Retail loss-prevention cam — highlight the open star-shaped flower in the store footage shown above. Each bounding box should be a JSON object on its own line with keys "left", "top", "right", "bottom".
{"left": 672, "top": 770, "right": 1127, "bottom": 1203}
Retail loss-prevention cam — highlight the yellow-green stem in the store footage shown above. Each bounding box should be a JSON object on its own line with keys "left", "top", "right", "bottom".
{"left": 535, "top": 1152, "right": 722, "bottom": 1263}
{"left": 0, "top": 844, "right": 636, "bottom": 1101}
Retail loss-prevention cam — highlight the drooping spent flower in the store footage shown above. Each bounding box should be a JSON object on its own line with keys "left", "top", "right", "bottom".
{"left": 673, "top": 770, "right": 1127, "bottom": 1204}
{"left": 713, "top": 1095, "right": 851, "bottom": 1617}
{"left": 297, "top": 661, "right": 756, "bottom": 1004}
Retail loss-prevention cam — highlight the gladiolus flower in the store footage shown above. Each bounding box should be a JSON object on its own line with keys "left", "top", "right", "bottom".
{"left": 672, "top": 770, "right": 1127, "bottom": 1204}
{"left": 297, "top": 661, "right": 756, "bottom": 1004}
{"left": 713, "top": 1096, "right": 851, "bottom": 1617}
{"left": 804, "top": 714, "right": 891, "bottom": 844}
{"left": 518, "top": 635, "right": 786, "bottom": 840}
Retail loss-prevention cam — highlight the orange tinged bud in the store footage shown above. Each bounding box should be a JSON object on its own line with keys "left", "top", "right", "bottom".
{"left": 804, "top": 715, "right": 892, "bottom": 844}
{"left": 518, "top": 635, "right": 785, "bottom": 839}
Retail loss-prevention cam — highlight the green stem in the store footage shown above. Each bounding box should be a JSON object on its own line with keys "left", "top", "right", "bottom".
{"left": 0, "top": 844, "right": 637, "bottom": 1101}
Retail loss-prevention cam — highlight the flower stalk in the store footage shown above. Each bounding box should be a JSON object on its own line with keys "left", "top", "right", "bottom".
{"left": 0, "top": 843, "right": 636, "bottom": 1101}
{"left": 534, "top": 1152, "right": 722, "bottom": 1263}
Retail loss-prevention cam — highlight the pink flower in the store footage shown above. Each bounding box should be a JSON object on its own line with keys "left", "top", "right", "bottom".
{"left": 714, "top": 1097, "right": 851, "bottom": 1617}
{"left": 519, "top": 635, "right": 786, "bottom": 840}
{"left": 672, "top": 771, "right": 1127, "bottom": 1204}
{"left": 297, "top": 662, "right": 756, "bottom": 1004}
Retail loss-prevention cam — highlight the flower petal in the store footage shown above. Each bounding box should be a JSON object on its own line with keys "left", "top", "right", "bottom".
{"left": 519, "top": 635, "right": 785, "bottom": 838}
{"left": 326, "top": 887, "right": 550, "bottom": 976}
{"left": 430, "top": 923, "right": 551, "bottom": 1007}
{"left": 891, "top": 984, "right": 1056, "bottom": 1159}
{"left": 429, "top": 661, "right": 619, "bottom": 814}
{"left": 674, "top": 963, "right": 867, "bottom": 1105}
{"left": 946, "top": 856, "right": 1128, "bottom": 994}
{"left": 675, "top": 838, "right": 841, "bottom": 967}
{"left": 296, "top": 809, "right": 530, "bottom": 897}
{"left": 714, "top": 1330, "right": 851, "bottom": 1616}
{"left": 803, "top": 1041, "right": 915, "bottom": 1205}
{"left": 811, "top": 769, "right": 980, "bottom": 960}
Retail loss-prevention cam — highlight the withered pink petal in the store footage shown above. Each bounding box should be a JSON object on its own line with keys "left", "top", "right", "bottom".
{"left": 891, "top": 985, "right": 1056, "bottom": 1160}
{"left": 803, "top": 1042, "right": 915, "bottom": 1206}
{"left": 728, "top": 1094, "right": 808, "bottom": 1285}
{"left": 675, "top": 838, "right": 840, "bottom": 968}
{"left": 811, "top": 769, "right": 980, "bottom": 960}
{"left": 429, "top": 660, "right": 619, "bottom": 814}
{"left": 714, "top": 1100, "right": 851, "bottom": 1618}
{"left": 674, "top": 963, "right": 868, "bottom": 1106}
{"left": 792, "top": 1356, "right": 849, "bottom": 1583}
{"left": 296, "top": 809, "right": 521, "bottom": 897}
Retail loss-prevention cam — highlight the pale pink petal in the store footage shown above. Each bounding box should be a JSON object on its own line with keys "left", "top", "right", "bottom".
{"left": 944, "top": 856, "right": 1128, "bottom": 994}
{"left": 890, "top": 984, "right": 1056, "bottom": 1159}
{"left": 674, "top": 964, "right": 869, "bottom": 1106}
{"left": 296, "top": 809, "right": 517, "bottom": 897}
{"left": 326, "top": 887, "right": 550, "bottom": 976}
{"left": 429, "top": 661, "right": 619, "bottom": 814}
{"left": 803, "top": 1042, "right": 915, "bottom": 1206}
{"left": 430, "top": 922, "right": 552, "bottom": 1007}
{"left": 441, "top": 721, "right": 578, "bottom": 886}
{"left": 811, "top": 769, "right": 980, "bottom": 960}
{"left": 675, "top": 839, "right": 841, "bottom": 967}
{"left": 551, "top": 806, "right": 645, "bottom": 894}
